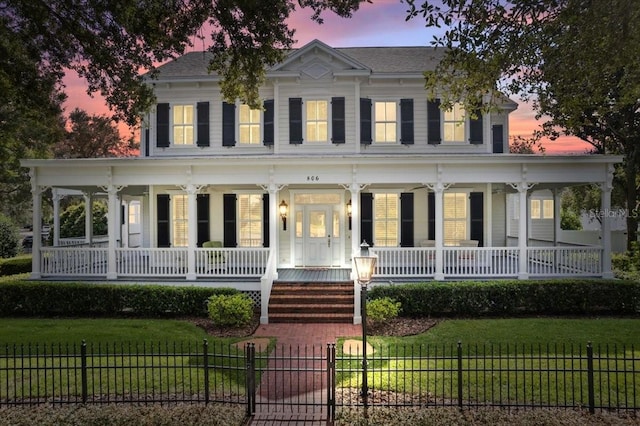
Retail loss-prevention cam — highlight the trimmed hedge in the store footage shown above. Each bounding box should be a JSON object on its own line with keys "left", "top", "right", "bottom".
{"left": 0, "top": 280, "right": 240, "bottom": 317}
{"left": 0, "top": 256, "right": 32, "bottom": 277}
{"left": 368, "top": 279, "right": 640, "bottom": 317}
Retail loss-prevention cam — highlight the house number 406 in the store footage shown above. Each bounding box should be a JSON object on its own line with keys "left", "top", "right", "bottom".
{"left": 306, "top": 176, "right": 320, "bottom": 181}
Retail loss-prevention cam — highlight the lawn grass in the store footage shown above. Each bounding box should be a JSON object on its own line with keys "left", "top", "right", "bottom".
{"left": 0, "top": 318, "right": 212, "bottom": 347}
{"left": 336, "top": 318, "right": 640, "bottom": 408}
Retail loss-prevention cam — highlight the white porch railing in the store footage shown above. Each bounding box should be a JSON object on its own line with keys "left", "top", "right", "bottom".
{"left": 58, "top": 236, "right": 109, "bottom": 247}
{"left": 527, "top": 246, "right": 603, "bottom": 277}
{"left": 195, "top": 247, "right": 269, "bottom": 277}
{"left": 41, "top": 247, "right": 108, "bottom": 276}
{"left": 117, "top": 248, "right": 188, "bottom": 277}
{"left": 371, "top": 246, "right": 602, "bottom": 278}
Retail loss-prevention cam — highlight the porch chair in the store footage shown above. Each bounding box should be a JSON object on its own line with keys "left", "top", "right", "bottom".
{"left": 203, "top": 240, "right": 226, "bottom": 271}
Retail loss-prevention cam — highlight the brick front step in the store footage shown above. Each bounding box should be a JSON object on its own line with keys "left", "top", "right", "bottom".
{"left": 268, "top": 282, "right": 355, "bottom": 323}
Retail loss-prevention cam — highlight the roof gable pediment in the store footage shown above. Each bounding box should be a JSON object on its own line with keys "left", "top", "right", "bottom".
{"left": 269, "top": 39, "right": 370, "bottom": 78}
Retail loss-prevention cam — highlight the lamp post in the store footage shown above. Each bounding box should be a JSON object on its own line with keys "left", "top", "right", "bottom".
{"left": 353, "top": 240, "right": 377, "bottom": 411}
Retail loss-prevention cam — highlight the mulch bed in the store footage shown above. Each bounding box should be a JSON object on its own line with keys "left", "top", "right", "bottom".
{"left": 189, "top": 314, "right": 438, "bottom": 338}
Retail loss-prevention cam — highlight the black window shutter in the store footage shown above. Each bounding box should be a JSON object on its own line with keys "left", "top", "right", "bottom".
{"left": 157, "top": 194, "right": 170, "bottom": 247}
{"left": 400, "top": 192, "right": 414, "bottom": 247}
{"left": 427, "top": 192, "right": 435, "bottom": 240}
{"left": 360, "top": 98, "right": 372, "bottom": 145}
{"left": 492, "top": 124, "right": 504, "bottom": 153}
{"left": 360, "top": 193, "right": 373, "bottom": 246}
{"left": 427, "top": 99, "right": 441, "bottom": 145}
{"left": 196, "top": 102, "right": 210, "bottom": 147}
{"left": 331, "top": 97, "right": 345, "bottom": 144}
{"left": 121, "top": 205, "right": 126, "bottom": 225}
{"left": 289, "top": 98, "right": 303, "bottom": 144}
{"left": 156, "top": 103, "right": 170, "bottom": 148}
{"left": 197, "top": 194, "right": 210, "bottom": 247}
{"left": 263, "top": 99, "right": 274, "bottom": 146}
{"left": 469, "top": 109, "right": 483, "bottom": 144}
{"left": 400, "top": 99, "right": 414, "bottom": 145}
{"left": 262, "top": 193, "right": 270, "bottom": 247}
{"left": 144, "top": 128, "right": 149, "bottom": 157}
{"left": 470, "top": 192, "right": 484, "bottom": 246}
{"left": 222, "top": 102, "right": 236, "bottom": 147}
{"left": 223, "top": 194, "right": 237, "bottom": 247}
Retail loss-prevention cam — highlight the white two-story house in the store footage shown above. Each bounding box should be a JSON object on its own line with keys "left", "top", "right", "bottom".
{"left": 22, "top": 40, "right": 620, "bottom": 323}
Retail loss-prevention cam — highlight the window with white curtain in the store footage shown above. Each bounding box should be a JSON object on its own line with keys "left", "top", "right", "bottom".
{"left": 171, "top": 195, "right": 188, "bottom": 247}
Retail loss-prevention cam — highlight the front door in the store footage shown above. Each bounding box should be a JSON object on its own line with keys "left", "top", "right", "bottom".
{"left": 292, "top": 194, "right": 344, "bottom": 267}
{"left": 305, "top": 205, "right": 333, "bottom": 266}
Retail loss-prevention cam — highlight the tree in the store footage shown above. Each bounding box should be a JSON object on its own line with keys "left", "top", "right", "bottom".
{"left": 406, "top": 0, "right": 640, "bottom": 249}
{"left": 3, "top": 0, "right": 367, "bottom": 127}
{"left": 59, "top": 201, "right": 108, "bottom": 238}
{"left": 54, "top": 109, "right": 138, "bottom": 159}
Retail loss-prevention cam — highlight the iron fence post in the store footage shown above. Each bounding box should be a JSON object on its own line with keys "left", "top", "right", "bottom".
{"left": 457, "top": 341, "right": 463, "bottom": 409}
{"left": 327, "top": 343, "right": 336, "bottom": 424}
{"left": 587, "top": 342, "right": 595, "bottom": 414}
{"left": 80, "top": 340, "right": 88, "bottom": 404}
{"left": 246, "top": 343, "right": 256, "bottom": 416}
{"left": 203, "top": 339, "right": 210, "bottom": 404}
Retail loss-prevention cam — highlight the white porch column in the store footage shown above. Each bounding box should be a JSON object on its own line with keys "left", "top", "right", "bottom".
{"left": 601, "top": 168, "right": 614, "bottom": 278}
{"left": 52, "top": 189, "right": 61, "bottom": 247}
{"left": 84, "top": 192, "right": 93, "bottom": 246}
{"left": 186, "top": 185, "right": 198, "bottom": 281}
{"left": 553, "top": 189, "right": 562, "bottom": 246}
{"left": 106, "top": 186, "right": 119, "bottom": 280}
{"left": 349, "top": 183, "right": 362, "bottom": 324}
{"left": 517, "top": 183, "right": 530, "bottom": 280}
{"left": 434, "top": 184, "right": 445, "bottom": 281}
{"left": 30, "top": 177, "right": 43, "bottom": 279}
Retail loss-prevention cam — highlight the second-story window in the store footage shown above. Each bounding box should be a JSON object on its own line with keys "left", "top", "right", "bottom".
{"left": 443, "top": 103, "right": 466, "bottom": 143}
{"left": 173, "top": 105, "right": 194, "bottom": 145}
{"left": 374, "top": 101, "right": 397, "bottom": 143}
{"left": 306, "top": 100, "right": 328, "bottom": 142}
{"left": 239, "top": 104, "right": 261, "bottom": 145}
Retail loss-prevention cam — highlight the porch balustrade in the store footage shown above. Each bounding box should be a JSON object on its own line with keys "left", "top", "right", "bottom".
{"left": 37, "top": 246, "right": 602, "bottom": 279}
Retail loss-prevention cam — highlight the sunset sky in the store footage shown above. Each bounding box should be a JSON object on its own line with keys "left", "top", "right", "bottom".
{"left": 63, "top": 1, "right": 590, "bottom": 154}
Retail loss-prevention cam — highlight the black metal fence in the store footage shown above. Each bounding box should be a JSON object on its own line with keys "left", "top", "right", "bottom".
{"left": 1, "top": 340, "right": 638, "bottom": 421}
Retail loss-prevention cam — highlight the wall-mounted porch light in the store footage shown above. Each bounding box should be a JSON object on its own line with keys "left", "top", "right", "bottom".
{"left": 347, "top": 199, "right": 352, "bottom": 230}
{"left": 279, "top": 200, "right": 288, "bottom": 231}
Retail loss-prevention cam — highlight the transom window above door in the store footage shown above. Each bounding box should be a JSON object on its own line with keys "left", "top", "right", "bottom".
{"left": 374, "top": 101, "right": 397, "bottom": 143}
{"left": 173, "top": 105, "right": 194, "bottom": 145}
{"left": 306, "top": 100, "right": 328, "bottom": 142}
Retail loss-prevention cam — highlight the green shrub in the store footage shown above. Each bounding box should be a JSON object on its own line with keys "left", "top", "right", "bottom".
{"left": 207, "top": 293, "right": 254, "bottom": 327}
{"left": 369, "top": 279, "right": 640, "bottom": 317}
{"left": 0, "top": 280, "right": 240, "bottom": 317}
{"left": 0, "top": 256, "right": 32, "bottom": 276}
{"left": 60, "top": 201, "right": 108, "bottom": 238}
{"left": 612, "top": 244, "right": 640, "bottom": 281}
{"left": 0, "top": 214, "right": 20, "bottom": 258}
{"left": 367, "top": 297, "right": 401, "bottom": 324}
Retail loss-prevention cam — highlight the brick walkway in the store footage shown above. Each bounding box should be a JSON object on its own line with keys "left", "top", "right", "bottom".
{"left": 248, "top": 323, "right": 362, "bottom": 425}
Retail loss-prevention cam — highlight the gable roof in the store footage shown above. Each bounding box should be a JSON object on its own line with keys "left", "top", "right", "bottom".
{"left": 152, "top": 41, "right": 445, "bottom": 80}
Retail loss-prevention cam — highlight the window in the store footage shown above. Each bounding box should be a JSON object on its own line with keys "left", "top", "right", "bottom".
{"left": 173, "top": 105, "right": 194, "bottom": 145}
{"left": 238, "top": 194, "right": 262, "bottom": 247}
{"left": 531, "top": 199, "right": 554, "bottom": 219}
{"left": 443, "top": 103, "right": 465, "bottom": 143}
{"left": 172, "top": 195, "right": 188, "bottom": 247}
{"left": 374, "top": 101, "right": 397, "bottom": 143}
{"left": 306, "top": 100, "right": 328, "bottom": 142}
{"left": 374, "top": 193, "right": 399, "bottom": 246}
{"left": 128, "top": 201, "right": 140, "bottom": 225}
{"left": 239, "top": 104, "right": 261, "bottom": 144}
{"left": 444, "top": 192, "right": 467, "bottom": 245}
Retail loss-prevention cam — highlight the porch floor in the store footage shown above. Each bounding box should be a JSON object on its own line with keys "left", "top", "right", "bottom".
{"left": 276, "top": 268, "right": 351, "bottom": 283}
